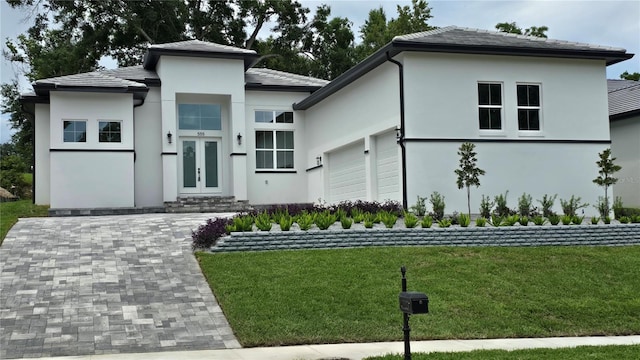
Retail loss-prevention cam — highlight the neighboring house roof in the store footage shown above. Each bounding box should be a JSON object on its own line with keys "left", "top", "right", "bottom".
{"left": 294, "top": 26, "right": 634, "bottom": 110}
{"left": 143, "top": 39, "right": 259, "bottom": 70}
{"left": 608, "top": 79, "right": 640, "bottom": 120}
{"left": 245, "top": 68, "right": 329, "bottom": 92}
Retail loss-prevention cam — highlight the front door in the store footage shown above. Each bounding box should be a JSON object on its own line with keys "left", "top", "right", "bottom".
{"left": 180, "top": 137, "right": 221, "bottom": 194}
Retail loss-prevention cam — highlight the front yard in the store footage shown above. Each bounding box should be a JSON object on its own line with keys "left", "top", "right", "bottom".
{"left": 0, "top": 199, "right": 49, "bottom": 245}
{"left": 197, "top": 246, "right": 640, "bottom": 347}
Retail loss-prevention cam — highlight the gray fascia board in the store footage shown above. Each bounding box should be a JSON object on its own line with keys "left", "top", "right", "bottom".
{"left": 32, "top": 84, "right": 149, "bottom": 100}
{"left": 143, "top": 48, "right": 260, "bottom": 70}
{"left": 245, "top": 84, "right": 321, "bottom": 93}
{"left": 610, "top": 109, "right": 640, "bottom": 121}
{"left": 293, "top": 43, "right": 398, "bottom": 110}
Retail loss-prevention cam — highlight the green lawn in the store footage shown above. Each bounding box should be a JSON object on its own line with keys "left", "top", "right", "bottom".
{"left": 0, "top": 199, "right": 49, "bottom": 245}
{"left": 365, "top": 345, "right": 640, "bottom": 360}
{"left": 197, "top": 246, "right": 640, "bottom": 347}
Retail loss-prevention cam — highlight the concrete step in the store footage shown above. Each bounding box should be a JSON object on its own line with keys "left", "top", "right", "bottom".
{"left": 164, "top": 196, "right": 253, "bottom": 213}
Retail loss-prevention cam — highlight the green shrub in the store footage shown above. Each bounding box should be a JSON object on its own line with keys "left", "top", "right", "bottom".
{"left": 591, "top": 217, "right": 600, "bottom": 225}
{"left": 518, "top": 216, "right": 529, "bottom": 226}
{"left": 255, "top": 212, "right": 273, "bottom": 231}
{"left": 612, "top": 196, "right": 624, "bottom": 219}
{"left": 548, "top": 214, "right": 560, "bottom": 225}
{"left": 421, "top": 215, "right": 433, "bottom": 228}
{"left": 538, "top": 194, "right": 557, "bottom": 217}
{"left": 233, "top": 215, "right": 254, "bottom": 232}
{"left": 604, "top": 216, "right": 611, "bottom": 224}
{"left": 364, "top": 219, "right": 374, "bottom": 228}
{"left": 277, "top": 214, "right": 292, "bottom": 231}
{"left": 494, "top": 191, "right": 512, "bottom": 217}
{"left": 410, "top": 196, "right": 427, "bottom": 216}
{"left": 518, "top": 193, "right": 534, "bottom": 217}
{"left": 351, "top": 208, "right": 364, "bottom": 223}
{"left": 270, "top": 208, "right": 289, "bottom": 224}
{"left": 379, "top": 211, "right": 398, "bottom": 229}
{"left": 315, "top": 210, "right": 337, "bottom": 230}
{"left": 403, "top": 212, "right": 418, "bottom": 228}
{"left": 334, "top": 208, "right": 347, "bottom": 221}
{"left": 490, "top": 214, "right": 503, "bottom": 227}
{"left": 475, "top": 217, "right": 487, "bottom": 227}
{"left": 561, "top": 215, "right": 572, "bottom": 225}
{"left": 560, "top": 195, "right": 588, "bottom": 217}
{"left": 340, "top": 216, "right": 353, "bottom": 229}
{"left": 437, "top": 218, "right": 452, "bottom": 228}
{"left": 429, "top": 192, "right": 445, "bottom": 221}
{"left": 503, "top": 215, "right": 519, "bottom": 226}
{"left": 296, "top": 211, "right": 314, "bottom": 231}
{"left": 571, "top": 215, "right": 584, "bottom": 225}
{"left": 632, "top": 215, "right": 640, "bottom": 224}
{"left": 459, "top": 213, "right": 471, "bottom": 227}
{"left": 479, "top": 194, "right": 493, "bottom": 219}
{"left": 532, "top": 215, "right": 546, "bottom": 226}
{"left": 619, "top": 216, "right": 631, "bottom": 224}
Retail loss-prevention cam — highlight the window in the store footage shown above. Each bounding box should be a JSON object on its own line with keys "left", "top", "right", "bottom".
{"left": 517, "top": 84, "right": 541, "bottom": 131}
{"left": 478, "top": 83, "right": 502, "bottom": 130}
{"left": 63, "top": 120, "right": 86, "bottom": 142}
{"left": 99, "top": 121, "right": 122, "bottom": 143}
{"left": 255, "top": 110, "right": 293, "bottom": 124}
{"left": 256, "top": 131, "right": 294, "bottom": 169}
{"left": 178, "top": 104, "right": 221, "bottom": 130}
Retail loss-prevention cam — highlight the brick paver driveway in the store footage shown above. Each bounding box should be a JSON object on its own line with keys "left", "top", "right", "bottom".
{"left": 0, "top": 213, "right": 239, "bottom": 359}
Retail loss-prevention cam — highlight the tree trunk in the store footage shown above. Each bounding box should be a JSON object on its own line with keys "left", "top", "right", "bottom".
{"left": 467, "top": 187, "right": 471, "bottom": 217}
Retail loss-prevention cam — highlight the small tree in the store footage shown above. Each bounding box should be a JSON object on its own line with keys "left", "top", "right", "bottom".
{"left": 592, "top": 148, "right": 622, "bottom": 217}
{"left": 454, "top": 142, "right": 485, "bottom": 217}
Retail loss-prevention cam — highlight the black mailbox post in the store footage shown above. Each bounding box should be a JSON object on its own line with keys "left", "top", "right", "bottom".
{"left": 399, "top": 266, "right": 428, "bottom": 360}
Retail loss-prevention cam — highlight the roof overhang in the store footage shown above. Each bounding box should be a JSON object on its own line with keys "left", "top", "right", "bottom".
{"left": 610, "top": 109, "right": 640, "bottom": 122}
{"left": 143, "top": 48, "right": 260, "bottom": 71}
{"left": 245, "top": 83, "right": 322, "bottom": 93}
{"left": 293, "top": 40, "right": 634, "bottom": 111}
{"left": 32, "top": 83, "right": 149, "bottom": 100}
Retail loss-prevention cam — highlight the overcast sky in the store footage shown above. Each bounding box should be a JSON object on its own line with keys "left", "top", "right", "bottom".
{"left": 1, "top": 0, "right": 639, "bottom": 143}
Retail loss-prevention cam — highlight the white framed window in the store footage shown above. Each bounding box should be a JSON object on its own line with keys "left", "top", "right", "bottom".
{"left": 255, "top": 110, "right": 293, "bottom": 124}
{"left": 517, "top": 84, "right": 541, "bottom": 131}
{"left": 98, "top": 121, "right": 122, "bottom": 143}
{"left": 178, "top": 104, "right": 221, "bottom": 130}
{"left": 63, "top": 120, "right": 87, "bottom": 142}
{"left": 256, "top": 130, "right": 294, "bottom": 169}
{"left": 478, "top": 83, "right": 503, "bottom": 130}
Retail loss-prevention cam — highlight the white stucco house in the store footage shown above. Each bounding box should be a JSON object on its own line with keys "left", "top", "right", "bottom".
{"left": 608, "top": 79, "right": 640, "bottom": 207}
{"left": 22, "top": 26, "right": 634, "bottom": 215}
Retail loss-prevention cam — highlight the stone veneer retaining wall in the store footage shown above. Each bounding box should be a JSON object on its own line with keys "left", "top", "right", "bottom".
{"left": 210, "top": 224, "right": 640, "bottom": 252}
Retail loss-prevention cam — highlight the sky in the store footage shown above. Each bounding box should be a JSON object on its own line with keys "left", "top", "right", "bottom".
{"left": 1, "top": 0, "right": 639, "bottom": 143}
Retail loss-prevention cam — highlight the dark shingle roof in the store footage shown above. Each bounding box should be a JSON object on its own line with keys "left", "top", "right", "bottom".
{"left": 102, "top": 65, "right": 160, "bottom": 85}
{"left": 31, "top": 72, "right": 149, "bottom": 99}
{"left": 143, "top": 40, "right": 259, "bottom": 70}
{"left": 294, "top": 26, "right": 634, "bottom": 110}
{"left": 245, "top": 68, "right": 329, "bottom": 92}
{"left": 608, "top": 79, "right": 640, "bottom": 119}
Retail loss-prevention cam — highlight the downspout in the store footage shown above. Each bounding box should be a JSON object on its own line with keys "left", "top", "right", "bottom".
{"left": 386, "top": 52, "right": 408, "bottom": 210}
{"left": 21, "top": 103, "right": 36, "bottom": 204}
{"left": 133, "top": 96, "right": 146, "bottom": 207}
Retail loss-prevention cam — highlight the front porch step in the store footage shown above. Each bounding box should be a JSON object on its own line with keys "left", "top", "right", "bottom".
{"left": 164, "top": 196, "right": 252, "bottom": 213}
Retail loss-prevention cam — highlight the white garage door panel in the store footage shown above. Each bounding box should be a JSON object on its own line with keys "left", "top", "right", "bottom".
{"left": 328, "top": 142, "right": 366, "bottom": 203}
{"left": 376, "top": 131, "right": 400, "bottom": 201}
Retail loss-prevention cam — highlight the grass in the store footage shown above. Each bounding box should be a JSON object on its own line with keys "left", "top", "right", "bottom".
{"left": 197, "top": 246, "right": 640, "bottom": 347}
{"left": 0, "top": 199, "right": 49, "bottom": 245}
{"left": 365, "top": 345, "right": 640, "bottom": 360}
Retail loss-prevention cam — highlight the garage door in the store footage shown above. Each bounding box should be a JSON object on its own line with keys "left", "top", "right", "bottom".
{"left": 328, "top": 141, "right": 366, "bottom": 203}
{"left": 375, "top": 131, "right": 400, "bottom": 201}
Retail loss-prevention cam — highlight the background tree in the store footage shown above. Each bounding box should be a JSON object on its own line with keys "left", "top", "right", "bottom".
{"left": 454, "top": 142, "right": 485, "bottom": 217}
{"left": 495, "top": 22, "right": 549, "bottom": 38}
{"left": 593, "top": 148, "right": 622, "bottom": 218}
{"left": 620, "top": 71, "right": 640, "bottom": 81}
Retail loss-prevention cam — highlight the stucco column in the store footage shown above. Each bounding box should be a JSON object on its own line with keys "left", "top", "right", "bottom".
{"left": 161, "top": 98, "right": 178, "bottom": 202}
{"left": 230, "top": 99, "right": 248, "bottom": 200}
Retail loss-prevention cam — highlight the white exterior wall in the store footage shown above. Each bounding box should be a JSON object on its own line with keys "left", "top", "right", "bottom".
{"left": 611, "top": 116, "right": 640, "bottom": 207}
{"left": 34, "top": 104, "right": 50, "bottom": 205}
{"left": 245, "top": 91, "right": 310, "bottom": 204}
{"left": 401, "top": 53, "right": 610, "bottom": 215}
{"left": 304, "top": 62, "right": 401, "bottom": 203}
{"left": 156, "top": 56, "right": 247, "bottom": 201}
{"left": 134, "top": 87, "right": 163, "bottom": 207}
{"left": 48, "top": 92, "right": 135, "bottom": 208}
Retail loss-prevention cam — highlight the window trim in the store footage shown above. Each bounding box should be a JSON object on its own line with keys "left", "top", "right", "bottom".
{"left": 254, "top": 110, "right": 294, "bottom": 124}
{"left": 98, "top": 120, "right": 123, "bottom": 143}
{"left": 477, "top": 82, "right": 505, "bottom": 134}
{"left": 516, "top": 83, "right": 543, "bottom": 135}
{"left": 177, "top": 103, "right": 222, "bottom": 131}
{"left": 62, "top": 119, "right": 87, "bottom": 143}
{"left": 255, "top": 129, "right": 295, "bottom": 170}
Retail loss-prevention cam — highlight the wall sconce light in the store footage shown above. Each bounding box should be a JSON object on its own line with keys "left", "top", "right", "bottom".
{"left": 237, "top": 132, "right": 243, "bottom": 145}
{"left": 316, "top": 156, "right": 322, "bottom": 166}
{"left": 167, "top": 131, "right": 173, "bottom": 144}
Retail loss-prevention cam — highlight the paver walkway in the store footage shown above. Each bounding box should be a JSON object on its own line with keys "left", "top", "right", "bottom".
{"left": 0, "top": 213, "right": 240, "bottom": 359}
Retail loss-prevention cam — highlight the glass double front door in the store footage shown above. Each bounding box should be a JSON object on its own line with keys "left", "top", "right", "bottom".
{"left": 180, "top": 138, "right": 221, "bottom": 194}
